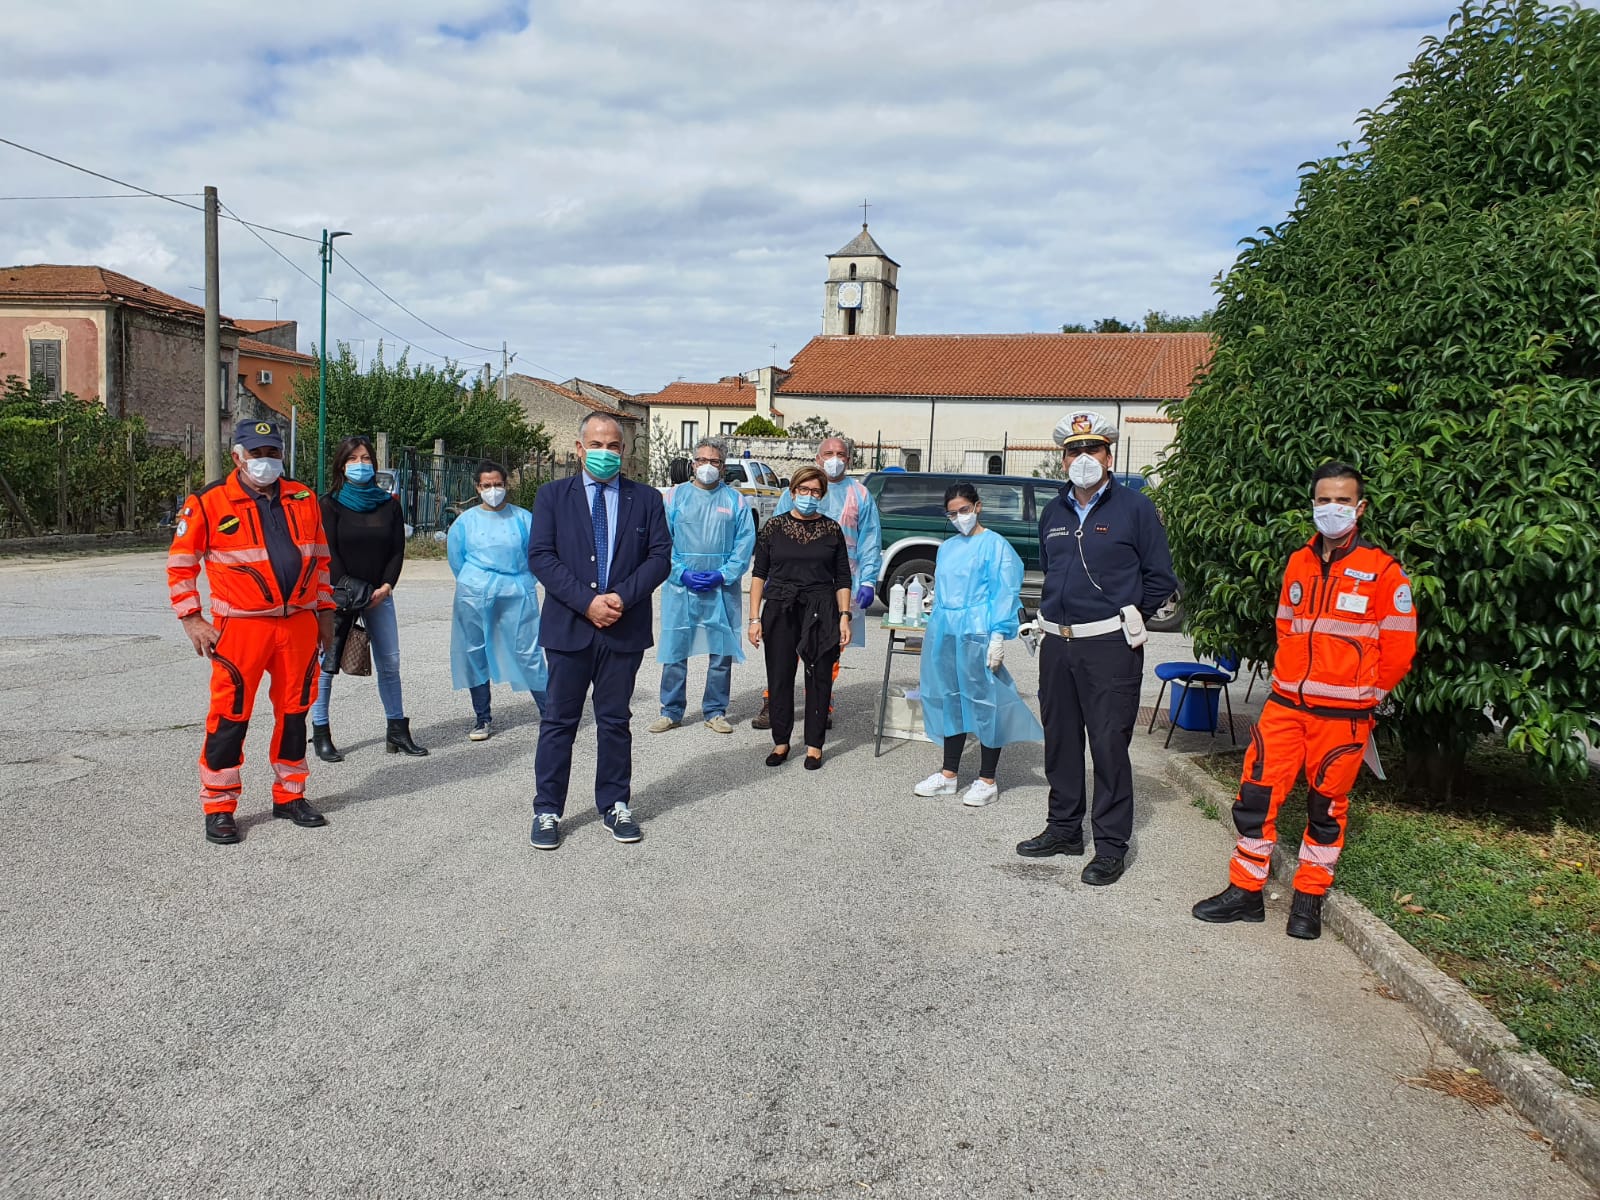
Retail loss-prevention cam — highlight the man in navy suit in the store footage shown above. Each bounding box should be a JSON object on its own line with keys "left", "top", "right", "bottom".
{"left": 528, "top": 413, "right": 672, "bottom": 850}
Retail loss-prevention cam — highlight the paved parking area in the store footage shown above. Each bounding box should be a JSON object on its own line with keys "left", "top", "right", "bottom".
{"left": 0, "top": 551, "right": 1587, "bottom": 1198}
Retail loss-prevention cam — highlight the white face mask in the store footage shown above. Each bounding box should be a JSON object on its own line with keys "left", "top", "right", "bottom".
{"left": 950, "top": 512, "right": 978, "bottom": 536}
{"left": 694, "top": 463, "right": 721, "bottom": 486}
{"left": 1067, "top": 453, "right": 1105, "bottom": 489}
{"left": 480, "top": 486, "right": 506, "bottom": 509}
{"left": 821, "top": 457, "right": 847, "bottom": 479}
{"left": 1313, "top": 503, "right": 1359, "bottom": 539}
{"left": 241, "top": 456, "right": 283, "bottom": 486}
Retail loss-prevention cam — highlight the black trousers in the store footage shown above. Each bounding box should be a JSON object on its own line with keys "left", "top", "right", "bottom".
{"left": 761, "top": 603, "right": 839, "bottom": 749}
{"left": 943, "top": 734, "right": 1001, "bottom": 778}
{"left": 1039, "top": 632, "right": 1144, "bottom": 855}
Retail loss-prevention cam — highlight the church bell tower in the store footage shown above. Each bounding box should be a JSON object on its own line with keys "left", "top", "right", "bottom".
{"left": 824, "top": 222, "right": 899, "bottom": 336}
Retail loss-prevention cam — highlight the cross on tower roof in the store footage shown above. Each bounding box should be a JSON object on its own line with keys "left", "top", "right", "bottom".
{"left": 859, "top": 198, "right": 870, "bottom": 227}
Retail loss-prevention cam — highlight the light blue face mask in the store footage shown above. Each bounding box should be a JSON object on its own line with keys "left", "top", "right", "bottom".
{"left": 793, "top": 494, "right": 821, "bottom": 516}
{"left": 585, "top": 449, "right": 622, "bottom": 480}
{"left": 344, "top": 461, "right": 375, "bottom": 484}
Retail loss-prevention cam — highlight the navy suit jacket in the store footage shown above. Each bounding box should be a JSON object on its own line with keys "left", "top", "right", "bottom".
{"left": 528, "top": 473, "right": 672, "bottom": 653}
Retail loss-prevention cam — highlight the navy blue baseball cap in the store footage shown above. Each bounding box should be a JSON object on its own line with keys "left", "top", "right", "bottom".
{"left": 233, "top": 417, "right": 284, "bottom": 451}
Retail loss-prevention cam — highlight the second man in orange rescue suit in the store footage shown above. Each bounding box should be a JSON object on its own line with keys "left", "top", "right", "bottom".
{"left": 1193, "top": 462, "right": 1417, "bottom": 939}
{"left": 167, "top": 418, "right": 336, "bottom": 845}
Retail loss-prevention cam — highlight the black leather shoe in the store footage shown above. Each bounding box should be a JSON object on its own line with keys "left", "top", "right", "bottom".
{"left": 1015, "top": 828, "right": 1085, "bottom": 858}
{"left": 1192, "top": 884, "right": 1266, "bottom": 924}
{"left": 764, "top": 748, "right": 790, "bottom": 767}
{"left": 1081, "top": 855, "right": 1126, "bottom": 886}
{"left": 205, "top": 811, "right": 241, "bottom": 845}
{"left": 1286, "top": 889, "right": 1323, "bottom": 940}
{"left": 804, "top": 753, "right": 822, "bottom": 770}
{"left": 385, "top": 717, "right": 430, "bottom": 757}
{"left": 311, "top": 724, "right": 343, "bottom": 763}
{"left": 751, "top": 698, "right": 771, "bottom": 730}
{"left": 272, "top": 798, "right": 328, "bottom": 827}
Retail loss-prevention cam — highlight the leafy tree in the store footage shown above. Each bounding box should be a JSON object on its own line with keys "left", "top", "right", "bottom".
{"left": 1059, "top": 322, "right": 1089, "bottom": 333}
{"left": 733, "top": 415, "right": 786, "bottom": 437}
{"left": 289, "top": 342, "right": 548, "bottom": 463}
{"left": 785, "top": 415, "right": 838, "bottom": 439}
{"left": 1155, "top": 0, "right": 1600, "bottom": 785}
{"left": 1141, "top": 309, "right": 1214, "bottom": 333}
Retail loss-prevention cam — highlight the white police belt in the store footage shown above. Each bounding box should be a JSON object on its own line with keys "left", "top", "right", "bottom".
{"left": 1036, "top": 616, "right": 1122, "bottom": 639}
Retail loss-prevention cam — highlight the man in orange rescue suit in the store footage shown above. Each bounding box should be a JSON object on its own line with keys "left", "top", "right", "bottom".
{"left": 167, "top": 418, "right": 336, "bottom": 845}
{"left": 1193, "top": 462, "right": 1416, "bottom": 939}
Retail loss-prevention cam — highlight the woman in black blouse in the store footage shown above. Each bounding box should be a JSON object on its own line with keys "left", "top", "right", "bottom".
{"left": 310, "top": 435, "right": 428, "bottom": 760}
{"left": 748, "top": 465, "right": 852, "bottom": 770}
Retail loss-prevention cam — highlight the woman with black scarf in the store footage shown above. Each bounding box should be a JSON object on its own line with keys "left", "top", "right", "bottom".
{"left": 310, "top": 435, "right": 428, "bottom": 760}
{"left": 747, "top": 465, "right": 852, "bottom": 770}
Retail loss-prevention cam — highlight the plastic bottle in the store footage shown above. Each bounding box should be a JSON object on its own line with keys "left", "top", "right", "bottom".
{"left": 905, "top": 578, "right": 924, "bottom": 625}
{"left": 888, "top": 581, "right": 906, "bottom": 623}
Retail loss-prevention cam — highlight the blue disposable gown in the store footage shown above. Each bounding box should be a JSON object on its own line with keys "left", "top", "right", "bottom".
{"left": 775, "top": 476, "right": 882, "bottom": 648}
{"left": 447, "top": 504, "right": 548, "bottom": 693}
{"left": 659, "top": 482, "right": 756, "bottom": 663}
{"left": 918, "top": 529, "right": 1044, "bottom": 746}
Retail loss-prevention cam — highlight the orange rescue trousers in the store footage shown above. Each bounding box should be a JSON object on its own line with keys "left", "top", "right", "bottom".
{"left": 198, "top": 610, "right": 322, "bottom": 814}
{"left": 1229, "top": 699, "right": 1373, "bottom": 897}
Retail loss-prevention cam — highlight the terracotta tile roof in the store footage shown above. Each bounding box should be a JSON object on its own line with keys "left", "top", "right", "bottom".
{"left": 638, "top": 378, "right": 760, "bottom": 408}
{"left": 0, "top": 264, "right": 236, "bottom": 328}
{"left": 238, "top": 337, "right": 316, "bottom": 364}
{"left": 777, "top": 333, "right": 1212, "bottom": 401}
{"left": 511, "top": 374, "right": 635, "bottom": 419}
{"left": 235, "top": 318, "right": 293, "bottom": 334}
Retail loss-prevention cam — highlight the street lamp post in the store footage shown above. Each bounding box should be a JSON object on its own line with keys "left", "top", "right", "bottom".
{"left": 317, "top": 228, "right": 352, "bottom": 492}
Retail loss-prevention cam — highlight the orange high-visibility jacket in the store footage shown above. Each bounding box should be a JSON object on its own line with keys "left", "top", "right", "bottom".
{"left": 167, "top": 471, "right": 334, "bottom": 620}
{"left": 1268, "top": 536, "right": 1417, "bottom": 714}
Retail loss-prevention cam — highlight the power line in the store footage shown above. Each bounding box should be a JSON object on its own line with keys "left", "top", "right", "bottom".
{"left": 0, "top": 192, "right": 206, "bottom": 201}
{"left": 333, "top": 249, "right": 499, "bottom": 355}
{"left": 220, "top": 200, "right": 457, "bottom": 365}
{"left": 0, "top": 136, "right": 318, "bottom": 243}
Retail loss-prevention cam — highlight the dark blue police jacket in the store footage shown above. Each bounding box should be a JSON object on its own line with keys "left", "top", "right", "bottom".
{"left": 527, "top": 473, "right": 672, "bottom": 653}
{"left": 1037, "top": 477, "right": 1178, "bottom": 626}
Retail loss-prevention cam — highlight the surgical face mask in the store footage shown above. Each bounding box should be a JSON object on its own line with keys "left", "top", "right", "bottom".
{"left": 1067, "top": 453, "right": 1105, "bottom": 489}
{"left": 584, "top": 449, "right": 622, "bottom": 480}
{"left": 793, "top": 494, "right": 821, "bottom": 516}
{"left": 344, "top": 461, "right": 375, "bottom": 484}
{"left": 479, "top": 486, "right": 507, "bottom": 509}
{"left": 694, "top": 463, "right": 721, "bottom": 486}
{"left": 1313, "top": 502, "right": 1360, "bottom": 539}
{"left": 949, "top": 511, "right": 978, "bottom": 536}
{"left": 821, "top": 457, "right": 847, "bottom": 480}
{"left": 241, "top": 456, "right": 283, "bottom": 486}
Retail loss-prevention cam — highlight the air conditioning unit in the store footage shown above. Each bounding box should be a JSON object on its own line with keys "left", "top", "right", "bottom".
{"left": 256, "top": 370, "right": 273, "bottom": 385}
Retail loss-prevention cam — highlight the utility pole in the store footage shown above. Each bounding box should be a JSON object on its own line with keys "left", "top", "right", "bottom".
{"left": 500, "top": 341, "right": 517, "bottom": 404}
{"left": 318, "top": 227, "right": 352, "bottom": 492}
{"left": 203, "top": 186, "right": 222, "bottom": 483}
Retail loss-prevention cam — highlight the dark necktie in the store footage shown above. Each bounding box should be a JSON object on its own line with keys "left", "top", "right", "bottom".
{"left": 591, "top": 481, "right": 609, "bottom": 592}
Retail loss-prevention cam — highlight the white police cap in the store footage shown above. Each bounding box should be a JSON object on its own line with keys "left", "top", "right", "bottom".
{"left": 1052, "top": 409, "right": 1118, "bottom": 448}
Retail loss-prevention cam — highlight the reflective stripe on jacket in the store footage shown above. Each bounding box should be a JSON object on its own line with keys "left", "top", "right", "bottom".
{"left": 167, "top": 470, "right": 334, "bottom": 620}
{"left": 1269, "top": 535, "right": 1417, "bottom": 714}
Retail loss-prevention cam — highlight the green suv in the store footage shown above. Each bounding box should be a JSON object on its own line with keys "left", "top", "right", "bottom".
{"left": 862, "top": 470, "right": 1183, "bottom": 632}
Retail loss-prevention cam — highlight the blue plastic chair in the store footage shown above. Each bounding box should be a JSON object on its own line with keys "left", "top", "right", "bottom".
{"left": 1146, "top": 652, "right": 1239, "bottom": 748}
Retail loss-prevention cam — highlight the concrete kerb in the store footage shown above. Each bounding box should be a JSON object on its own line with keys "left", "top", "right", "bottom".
{"left": 1164, "top": 752, "right": 1600, "bottom": 1192}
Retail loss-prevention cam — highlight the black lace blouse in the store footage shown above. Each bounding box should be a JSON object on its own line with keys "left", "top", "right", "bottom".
{"left": 752, "top": 513, "right": 851, "bottom": 594}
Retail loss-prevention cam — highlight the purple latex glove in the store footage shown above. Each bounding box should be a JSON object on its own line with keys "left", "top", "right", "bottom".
{"left": 854, "top": 585, "right": 875, "bottom": 611}
{"left": 680, "top": 569, "right": 697, "bottom": 589}
{"left": 706, "top": 571, "right": 725, "bottom": 590}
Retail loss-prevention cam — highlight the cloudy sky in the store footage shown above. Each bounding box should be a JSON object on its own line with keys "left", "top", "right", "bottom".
{"left": 4, "top": 1, "right": 1462, "bottom": 393}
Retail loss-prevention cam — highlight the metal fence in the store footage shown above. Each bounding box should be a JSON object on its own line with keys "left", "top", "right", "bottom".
{"left": 387, "top": 445, "right": 565, "bottom": 536}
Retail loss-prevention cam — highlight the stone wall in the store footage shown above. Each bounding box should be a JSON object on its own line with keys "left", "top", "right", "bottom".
{"left": 118, "top": 311, "right": 237, "bottom": 448}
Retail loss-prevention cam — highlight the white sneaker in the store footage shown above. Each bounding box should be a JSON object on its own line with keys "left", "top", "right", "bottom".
{"left": 913, "top": 772, "right": 958, "bottom": 797}
{"left": 648, "top": 716, "right": 680, "bottom": 733}
{"left": 962, "top": 779, "right": 999, "bottom": 807}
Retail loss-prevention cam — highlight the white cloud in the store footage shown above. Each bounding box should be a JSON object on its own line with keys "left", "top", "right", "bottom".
{"left": 2, "top": 1, "right": 1486, "bottom": 390}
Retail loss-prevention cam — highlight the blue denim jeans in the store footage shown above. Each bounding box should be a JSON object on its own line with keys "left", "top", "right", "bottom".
{"left": 660, "top": 654, "right": 733, "bottom": 722}
{"left": 311, "top": 595, "right": 404, "bottom": 724}
{"left": 468, "top": 682, "right": 547, "bottom": 723}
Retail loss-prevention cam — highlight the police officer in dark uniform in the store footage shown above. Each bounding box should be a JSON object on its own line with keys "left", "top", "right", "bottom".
{"left": 1016, "top": 410, "right": 1177, "bottom": 885}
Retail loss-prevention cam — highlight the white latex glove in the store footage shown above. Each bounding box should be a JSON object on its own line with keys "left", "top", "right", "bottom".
{"left": 987, "top": 631, "right": 1005, "bottom": 671}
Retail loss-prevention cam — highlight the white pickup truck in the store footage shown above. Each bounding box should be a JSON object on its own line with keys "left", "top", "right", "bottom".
{"left": 661, "top": 458, "right": 784, "bottom": 531}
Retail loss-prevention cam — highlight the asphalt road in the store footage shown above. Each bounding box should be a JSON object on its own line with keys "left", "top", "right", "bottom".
{"left": 0, "top": 552, "right": 1587, "bottom": 1199}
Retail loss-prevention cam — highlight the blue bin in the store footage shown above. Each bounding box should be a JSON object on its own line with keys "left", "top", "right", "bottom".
{"left": 1169, "top": 683, "right": 1221, "bottom": 732}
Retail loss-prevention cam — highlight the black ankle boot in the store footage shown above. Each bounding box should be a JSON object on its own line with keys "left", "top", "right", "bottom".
{"left": 385, "top": 717, "right": 429, "bottom": 756}
{"left": 312, "top": 723, "right": 343, "bottom": 763}
{"left": 1286, "top": 889, "right": 1323, "bottom": 940}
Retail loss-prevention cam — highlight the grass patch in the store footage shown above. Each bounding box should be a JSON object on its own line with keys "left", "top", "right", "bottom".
{"left": 404, "top": 534, "right": 449, "bottom": 561}
{"left": 1196, "top": 742, "right": 1600, "bottom": 1092}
